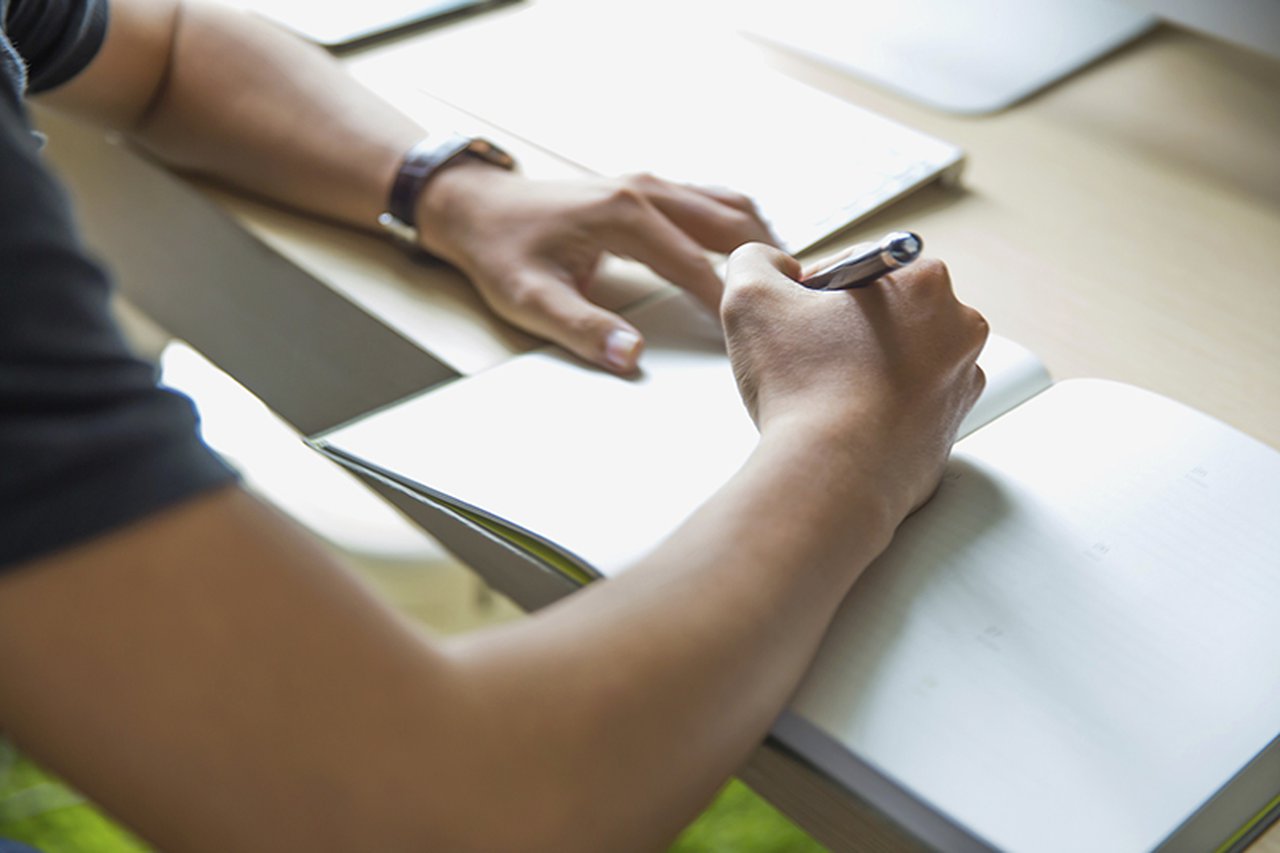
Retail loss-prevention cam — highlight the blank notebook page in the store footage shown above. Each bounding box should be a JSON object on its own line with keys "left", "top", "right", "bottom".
{"left": 791, "top": 378, "right": 1280, "bottom": 853}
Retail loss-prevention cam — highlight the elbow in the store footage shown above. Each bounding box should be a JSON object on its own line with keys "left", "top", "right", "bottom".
{"left": 122, "top": 0, "right": 188, "bottom": 138}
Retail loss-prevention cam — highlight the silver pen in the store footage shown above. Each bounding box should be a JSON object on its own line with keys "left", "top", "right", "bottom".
{"left": 800, "top": 231, "right": 923, "bottom": 291}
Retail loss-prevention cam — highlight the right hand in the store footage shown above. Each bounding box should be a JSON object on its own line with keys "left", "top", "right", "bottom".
{"left": 722, "top": 243, "right": 988, "bottom": 519}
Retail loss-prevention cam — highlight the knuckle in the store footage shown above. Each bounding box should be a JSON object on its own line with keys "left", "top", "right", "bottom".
{"left": 496, "top": 274, "right": 607, "bottom": 342}
{"left": 726, "top": 242, "right": 802, "bottom": 296}
{"left": 726, "top": 191, "right": 758, "bottom": 212}
{"left": 623, "top": 171, "right": 661, "bottom": 191}
{"left": 501, "top": 275, "right": 552, "bottom": 315}
{"left": 965, "top": 305, "right": 990, "bottom": 338}
{"left": 727, "top": 241, "right": 762, "bottom": 266}
{"left": 567, "top": 307, "right": 610, "bottom": 339}
{"left": 601, "top": 183, "right": 649, "bottom": 222}
{"left": 608, "top": 181, "right": 646, "bottom": 207}
{"left": 972, "top": 365, "right": 988, "bottom": 399}
{"left": 727, "top": 240, "right": 781, "bottom": 269}
{"left": 913, "top": 257, "right": 952, "bottom": 287}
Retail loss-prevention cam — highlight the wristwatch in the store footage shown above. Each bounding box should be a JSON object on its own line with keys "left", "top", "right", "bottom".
{"left": 377, "top": 134, "right": 516, "bottom": 245}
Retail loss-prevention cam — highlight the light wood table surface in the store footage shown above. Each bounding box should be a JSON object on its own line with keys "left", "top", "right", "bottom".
{"left": 39, "top": 1, "right": 1280, "bottom": 848}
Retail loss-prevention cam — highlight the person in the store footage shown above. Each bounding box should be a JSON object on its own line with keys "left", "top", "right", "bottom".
{"left": 0, "top": 0, "right": 988, "bottom": 849}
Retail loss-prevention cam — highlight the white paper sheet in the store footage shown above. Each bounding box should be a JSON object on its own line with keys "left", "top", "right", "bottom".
{"left": 791, "top": 379, "right": 1280, "bottom": 852}
{"left": 321, "top": 292, "right": 1049, "bottom": 574}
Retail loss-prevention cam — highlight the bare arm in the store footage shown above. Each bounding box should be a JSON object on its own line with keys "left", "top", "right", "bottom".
{"left": 41, "top": 0, "right": 421, "bottom": 231}
{"left": 38, "top": 0, "right": 775, "bottom": 373}
{"left": 0, "top": 249, "right": 986, "bottom": 851}
{"left": 0, "top": 433, "right": 890, "bottom": 851}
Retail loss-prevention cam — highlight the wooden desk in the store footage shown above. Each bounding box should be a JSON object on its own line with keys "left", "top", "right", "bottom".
{"left": 39, "top": 2, "right": 1280, "bottom": 848}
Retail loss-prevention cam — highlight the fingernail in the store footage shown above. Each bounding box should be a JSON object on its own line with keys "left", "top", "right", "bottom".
{"left": 604, "top": 328, "right": 642, "bottom": 371}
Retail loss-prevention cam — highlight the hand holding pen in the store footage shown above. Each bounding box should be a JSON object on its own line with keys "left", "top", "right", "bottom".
{"left": 800, "top": 231, "right": 924, "bottom": 291}
{"left": 722, "top": 241, "right": 988, "bottom": 508}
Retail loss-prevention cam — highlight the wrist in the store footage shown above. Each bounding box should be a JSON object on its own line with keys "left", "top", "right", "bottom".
{"left": 414, "top": 155, "right": 511, "bottom": 263}
{"left": 756, "top": 416, "right": 902, "bottom": 552}
{"left": 378, "top": 135, "right": 515, "bottom": 259}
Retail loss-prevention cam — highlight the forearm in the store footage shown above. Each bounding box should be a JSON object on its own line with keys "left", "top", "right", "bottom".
{"left": 138, "top": 3, "right": 422, "bottom": 229}
{"left": 0, "top": 234, "right": 981, "bottom": 849}
{"left": 68, "top": 1, "right": 423, "bottom": 230}
{"left": 441, "top": 424, "right": 896, "bottom": 849}
{"left": 35, "top": 0, "right": 784, "bottom": 375}
{"left": 0, "top": 430, "right": 895, "bottom": 852}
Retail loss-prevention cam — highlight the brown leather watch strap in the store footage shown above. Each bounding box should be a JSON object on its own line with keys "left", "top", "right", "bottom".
{"left": 378, "top": 134, "right": 515, "bottom": 244}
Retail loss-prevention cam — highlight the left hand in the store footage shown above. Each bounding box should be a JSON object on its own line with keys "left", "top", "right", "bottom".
{"left": 416, "top": 161, "right": 777, "bottom": 373}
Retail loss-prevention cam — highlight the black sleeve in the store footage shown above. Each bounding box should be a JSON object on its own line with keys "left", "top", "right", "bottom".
{"left": 4, "top": 0, "right": 109, "bottom": 93}
{"left": 0, "top": 94, "right": 238, "bottom": 573}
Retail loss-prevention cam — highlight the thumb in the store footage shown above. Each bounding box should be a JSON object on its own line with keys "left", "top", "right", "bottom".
{"left": 725, "top": 242, "right": 803, "bottom": 290}
{"left": 489, "top": 272, "right": 645, "bottom": 374}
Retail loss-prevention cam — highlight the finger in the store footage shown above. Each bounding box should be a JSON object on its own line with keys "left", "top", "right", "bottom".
{"left": 597, "top": 196, "right": 727, "bottom": 313}
{"left": 725, "top": 242, "right": 803, "bottom": 287}
{"left": 891, "top": 257, "right": 955, "bottom": 296}
{"left": 683, "top": 184, "right": 782, "bottom": 245}
{"left": 972, "top": 365, "right": 988, "bottom": 405}
{"left": 800, "top": 243, "right": 873, "bottom": 280}
{"left": 683, "top": 183, "right": 759, "bottom": 215}
{"left": 722, "top": 243, "right": 806, "bottom": 337}
{"left": 622, "top": 175, "right": 777, "bottom": 252}
{"left": 485, "top": 270, "right": 645, "bottom": 375}
{"left": 964, "top": 305, "right": 990, "bottom": 355}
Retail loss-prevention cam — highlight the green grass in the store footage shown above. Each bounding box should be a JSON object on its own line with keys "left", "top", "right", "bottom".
{"left": 0, "top": 741, "right": 146, "bottom": 852}
{"left": 672, "top": 779, "right": 828, "bottom": 853}
{"left": 0, "top": 739, "right": 823, "bottom": 852}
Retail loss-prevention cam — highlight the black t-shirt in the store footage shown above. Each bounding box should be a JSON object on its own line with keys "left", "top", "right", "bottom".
{"left": 2, "top": 0, "right": 107, "bottom": 109}
{"left": 1, "top": 0, "right": 237, "bottom": 572}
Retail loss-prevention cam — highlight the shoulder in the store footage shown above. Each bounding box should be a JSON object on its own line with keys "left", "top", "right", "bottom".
{"left": 4, "top": 0, "right": 109, "bottom": 93}
{"left": 0, "top": 82, "right": 237, "bottom": 574}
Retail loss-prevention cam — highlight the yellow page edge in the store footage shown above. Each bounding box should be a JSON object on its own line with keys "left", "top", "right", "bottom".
{"left": 313, "top": 442, "right": 599, "bottom": 587}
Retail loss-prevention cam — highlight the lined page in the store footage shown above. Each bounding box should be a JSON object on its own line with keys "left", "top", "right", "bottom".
{"left": 319, "top": 292, "right": 1048, "bottom": 574}
{"left": 791, "top": 379, "right": 1280, "bottom": 852}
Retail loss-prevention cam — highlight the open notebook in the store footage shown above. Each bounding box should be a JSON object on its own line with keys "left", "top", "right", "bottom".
{"left": 315, "top": 293, "right": 1280, "bottom": 852}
